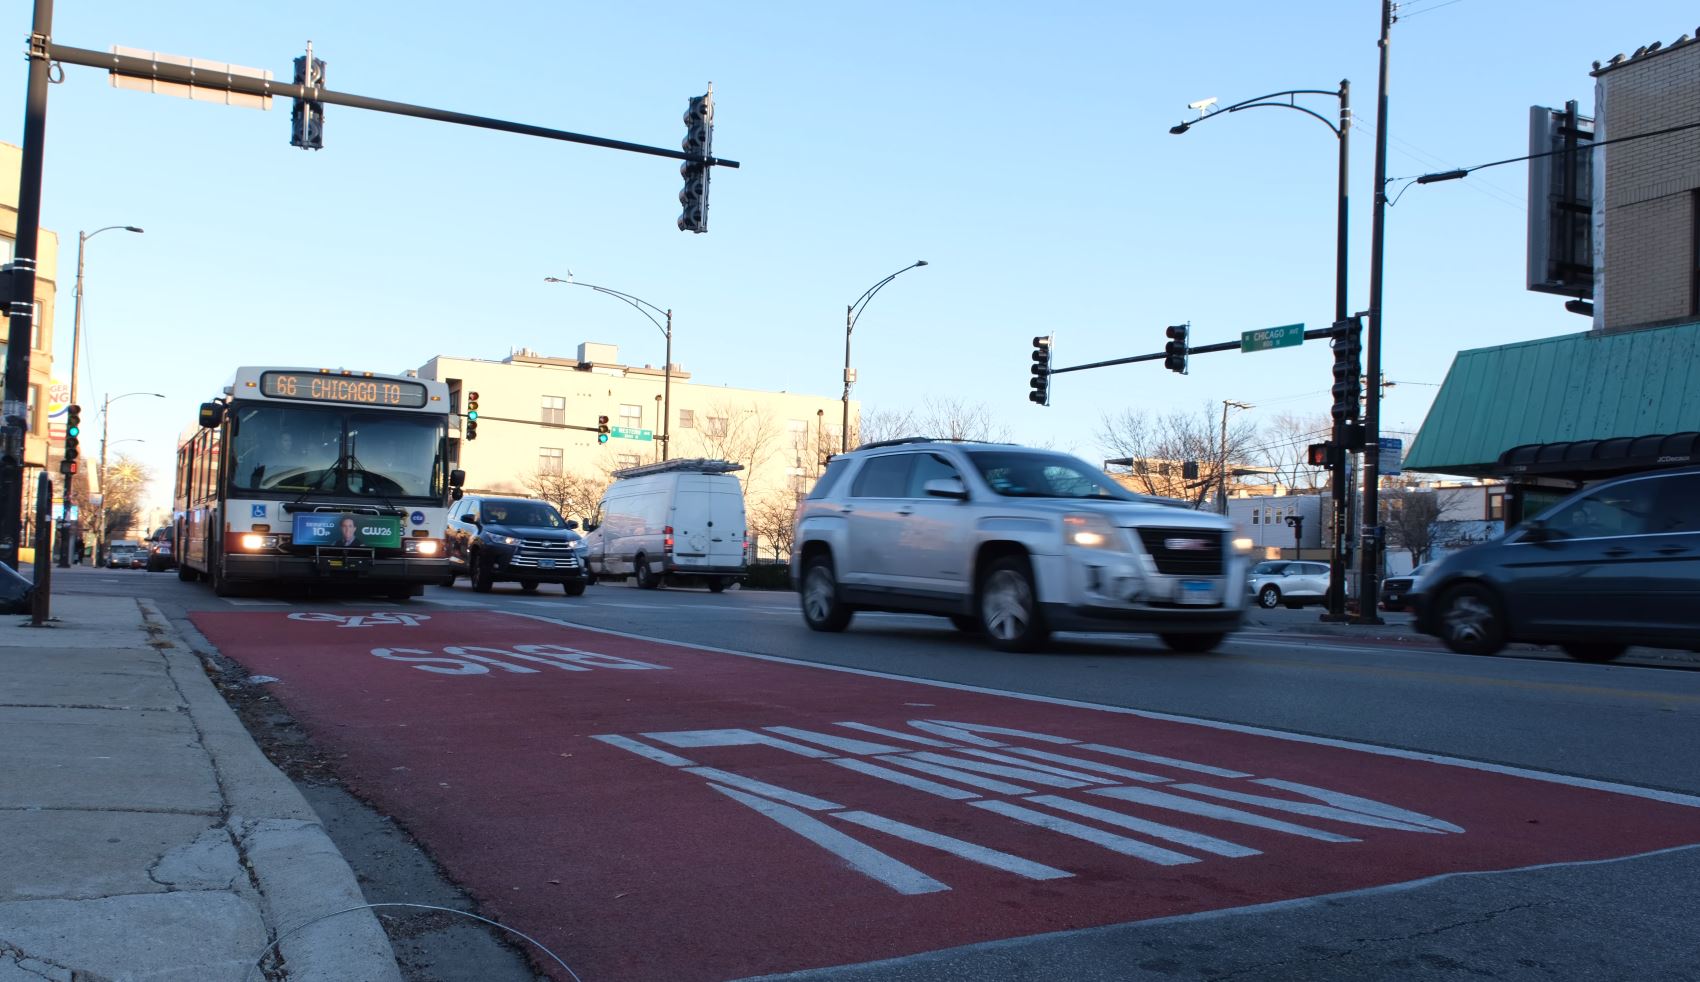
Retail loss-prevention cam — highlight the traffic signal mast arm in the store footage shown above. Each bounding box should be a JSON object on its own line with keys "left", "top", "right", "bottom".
{"left": 464, "top": 414, "right": 606, "bottom": 434}
{"left": 1047, "top": 326, "right": 1337, "bottom": 375}
{"left": 43, "top": 43, "right": 742, "bottom": 171}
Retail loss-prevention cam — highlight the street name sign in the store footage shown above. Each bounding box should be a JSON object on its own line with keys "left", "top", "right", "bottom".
{"left": 610, "top": 426, "right": 654, "bottom": 442}
{"left": 1241, "top": 323, "right": 1305, "bottom": 353}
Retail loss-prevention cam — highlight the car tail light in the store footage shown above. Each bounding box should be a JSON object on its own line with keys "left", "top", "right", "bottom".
{"left": 663, "top": 525, "right": 674, "bottom": 554}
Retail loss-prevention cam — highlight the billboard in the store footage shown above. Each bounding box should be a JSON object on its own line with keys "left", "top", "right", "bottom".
{"left": 291, "top": 513, "right": 402, "bottom": 549}
{"left": 1527, "top": 103, "right": 1595, "bottom": 298}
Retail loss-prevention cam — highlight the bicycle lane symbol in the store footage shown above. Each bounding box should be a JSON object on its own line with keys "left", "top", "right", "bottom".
{"left": 287, "top": 611, "right": 433, "bottom": 629}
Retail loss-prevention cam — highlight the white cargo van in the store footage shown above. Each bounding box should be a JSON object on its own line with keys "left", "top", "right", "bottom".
{"left": 584, "top": 459, "right": 748, "bottom": 592}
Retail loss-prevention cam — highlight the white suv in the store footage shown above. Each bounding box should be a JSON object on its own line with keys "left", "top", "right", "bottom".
{"left": 790, "top": 440, "right": 1250, "bottom": 652}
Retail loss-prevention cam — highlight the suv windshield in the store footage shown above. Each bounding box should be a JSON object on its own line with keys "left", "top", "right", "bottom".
{"left": 229, "top": 405, "right": 446, "bottom": 499}
{"left": 966, "top": 451, "right": 1134, "bottom": 500}
{"left": 480, "top": 500, "right": 568, "bottom": 528}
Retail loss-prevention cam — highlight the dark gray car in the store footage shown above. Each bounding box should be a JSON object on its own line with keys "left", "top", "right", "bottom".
{"left": 1413, "top": 467, "right": 1700, "bottom": 661}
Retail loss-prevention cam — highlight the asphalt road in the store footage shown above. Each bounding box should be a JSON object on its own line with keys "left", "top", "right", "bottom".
{"left": 51, "top": 567, "right": 1700, "bottom": 981}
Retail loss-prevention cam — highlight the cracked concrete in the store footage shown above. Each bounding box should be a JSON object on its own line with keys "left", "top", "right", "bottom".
{"left": 0, "top": 594, "right": 400, "bottom": 981}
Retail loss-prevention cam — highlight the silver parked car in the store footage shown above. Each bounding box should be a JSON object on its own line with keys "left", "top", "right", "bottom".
{"left": 1247, "top": 560, "right": 1333, "bottom": 609}
{"left": 790, "top": 439, "right": 1252, "bottom": 652}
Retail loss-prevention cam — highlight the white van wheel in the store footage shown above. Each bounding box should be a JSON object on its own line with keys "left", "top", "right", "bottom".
{"left": 633, "top": 555, "right": 662, "bottom": 590}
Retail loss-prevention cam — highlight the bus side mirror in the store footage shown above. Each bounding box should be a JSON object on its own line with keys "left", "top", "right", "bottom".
{"left": 198, "top": 402, "right": 224, "bottom": 429}
{"left": 449, "top": 468, "right": 466, "bottom": 488}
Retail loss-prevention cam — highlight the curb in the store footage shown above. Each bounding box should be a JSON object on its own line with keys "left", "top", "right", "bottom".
{"left": 137, "top": 599, "right": 403, "bottom": 982}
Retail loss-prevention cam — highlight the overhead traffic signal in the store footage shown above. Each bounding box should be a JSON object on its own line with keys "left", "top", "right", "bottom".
{"left": 1029, "top": 336, "right": 1053, "bottom": 406}
{"left": 290, "top": 48, "right": 326, "bottom": 150}
{"left": 1330, "top": 316, "right": 1364, "bottom": 424}
{"left": 678, "top": 89, "right": 714, "bottom": 233}
{"left": 64, "top": 404, "right": 82, "bottom": 468}
{"left": 465, "top": 391, "right": 480, "bottom": 440}
{"left": 597, "top": 415, "right": 611, "bottom": 444}
{"left": 1164, "top": 324, "right": 1189, "bottom": 374}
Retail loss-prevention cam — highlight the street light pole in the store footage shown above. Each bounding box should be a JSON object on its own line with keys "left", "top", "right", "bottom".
{"left": 1219, "top": 401, "right": 1253, "bottom": 514}
{"left": 1355, "top": 0, "right": 1395, "bottom": 625}
{"left": 95, "top": 391, "right": 162, "bottom": 565}
{"left": 61, "top": 224, "right": 142, "bottom": 566}
{"left": 842, "top": 261, "right": 928, "bottom": 453}
{"left": 1170, "top": 82, "right": 1352, "bottom": 619}
{"left": 544, "top": 276, "right": 673, "bottom": 460}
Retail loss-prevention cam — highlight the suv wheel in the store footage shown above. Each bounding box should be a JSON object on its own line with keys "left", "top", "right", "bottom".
{"left": 563, "top": 582, "right": 586, "bottom": 597}
{"left": 520, "top": 580, "right": 538, "bottom": 593}
{"left": 1160, "top": 632, "right": 1226, "bottom": 653}
{"left": 949, "top": 614, "right": 983, "bottom": 634}
{"left": 801, "top": 555, "right": 852, "bottom": 632}
{"left": 979, "top": 556, "right": 1049, "bottom": 652}
{"left": 1435, "top": 583, "right": 1506, "bottom": 656}
{"left": 471, "top": 554, "right": 494, "bottom": 593}
{"left": 1257, "top": 584, "right": 1282, "bottom": 609}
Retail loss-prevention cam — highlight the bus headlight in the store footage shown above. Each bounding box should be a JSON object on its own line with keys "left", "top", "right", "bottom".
{"left": 1232, "top": 536, "right": 1255, "bottom": 554}
{"left": 239, "top": 534, "right": 279, "bottom": 551}
{"left": 404, "top": 538, "right": 442, "bottom": 556}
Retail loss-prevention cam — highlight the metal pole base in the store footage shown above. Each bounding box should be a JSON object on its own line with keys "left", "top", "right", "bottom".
{"left": 1349, "top": 613, "right": 1386, "bottom": 626}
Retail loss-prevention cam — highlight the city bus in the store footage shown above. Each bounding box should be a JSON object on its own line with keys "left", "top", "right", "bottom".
{"left": 174, "top": 366, "right": 464, "bottom": 597}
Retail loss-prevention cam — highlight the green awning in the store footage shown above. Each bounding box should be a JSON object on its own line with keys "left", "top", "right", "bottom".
{"left": 1403, "top": 319, "right": 1700, "bottom": 476}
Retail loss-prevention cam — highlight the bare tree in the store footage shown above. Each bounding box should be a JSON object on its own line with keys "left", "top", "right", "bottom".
{"left": 101, "top": 453, "right": 152, "bottom": 540}
{"left": 1097, "top": 405, "right": 1256, "bottom": 507}
{"left": 911, "top": 397, "right": 1012, "bottom": 443}
{"left": 521, "top": 468, "right": 613, "bottom": 527}
{"left": 1258, "top": 411, "right": 1333, "bottom": 494}
{"left": 746, "top": 492, "right": 799, "bottom": 563}
{"left": 678, "top": 400, "right": 783, "bottom": 485}
{"left": 1381, "top": 481, "right": 1447, "bottom": 566}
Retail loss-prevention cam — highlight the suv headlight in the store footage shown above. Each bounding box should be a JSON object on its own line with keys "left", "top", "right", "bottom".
{"left": 1063, "top": 513, "right": 1119, "bottom": 549}
{"left": 491, "top": 534, "right": 521, "bottom": 546}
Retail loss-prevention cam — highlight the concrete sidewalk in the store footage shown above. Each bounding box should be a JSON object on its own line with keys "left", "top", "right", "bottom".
{"left": 1, "top": 593, "right": 401, "bottom": 981}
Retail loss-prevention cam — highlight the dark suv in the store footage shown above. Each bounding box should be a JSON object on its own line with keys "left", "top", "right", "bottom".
{"left": 445, "top": 495, "right": 590, "bottom": 595}
{"left": 1413, "top": 467, "right": 1700, "bottom": 662}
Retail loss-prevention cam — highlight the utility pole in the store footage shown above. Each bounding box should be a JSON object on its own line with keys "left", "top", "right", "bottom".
{"left": 1219, "top": 400, "right": 1253, "bottom": 514}
{"left": 1356, "top": 0, "right": 1394, "bottom": 624}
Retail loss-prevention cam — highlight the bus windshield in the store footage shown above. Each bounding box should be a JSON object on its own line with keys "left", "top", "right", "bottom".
{"left": 229, "top": 405, "right": 445, "bottom": 499}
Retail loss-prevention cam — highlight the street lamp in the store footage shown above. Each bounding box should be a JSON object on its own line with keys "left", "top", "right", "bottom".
{"left": 1171, "top": 83, "right": 1353, "bottom": 620}
{"left": 544, "top": 275, "right": 673, "bottom": 461}
{"left": 843, "top": 261, "right": 928, "bottom": 453}
{"left": 59, "top": 224, "right": 143, "bottom": 566}
{"left": 97, "top": 392, "right": 163, "bottom": 564}
{"left": 1219, "top": 401, "right": 1253, "bottom": 514}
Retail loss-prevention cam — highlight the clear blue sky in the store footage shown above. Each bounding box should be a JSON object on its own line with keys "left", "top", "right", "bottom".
{"left": 4, "top": 0, "right": 1691, "bottom": 509}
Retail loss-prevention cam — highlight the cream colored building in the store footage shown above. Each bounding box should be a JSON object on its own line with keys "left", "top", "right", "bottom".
{"left": 1, "top": 142, "right": 62, "bottom": 546}
{"left": 418, "top": 343, "right": 853, "bottom": 517}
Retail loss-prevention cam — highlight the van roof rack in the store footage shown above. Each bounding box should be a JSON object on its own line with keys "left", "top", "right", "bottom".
{"left": 611, "top": 457, "right": 745, "bottom": 479}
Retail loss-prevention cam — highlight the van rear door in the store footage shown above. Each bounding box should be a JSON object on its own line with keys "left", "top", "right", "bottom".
{"left": 705, "top": 479, "right": 747, "bottom": 570}
{"left": 669, "top": 475, "right": 745, "bottom": 572}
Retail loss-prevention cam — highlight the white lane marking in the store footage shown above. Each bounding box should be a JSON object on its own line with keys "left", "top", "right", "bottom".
{"left": 592, "top": 734, "right": 697, "bottom": 768}
{"left": 707, "top": 784, "right": 948, "bottom": 895}
{"left": 834, "top": 810, "right": 1073, "bottom": 881}
{"left": 925, "top": 720, "right": 1080, "bottom": 745}
{"left": 763, "top": 726, "right": 903, "bottom": 756}
{"left": 646, "top": 728, "right": 835, "bottom": 759}
{"left": 421, "top": 597, "right": 486, "bottom": 607}
{"left": 225, "top": 599, "right": 289, "bottom": 606}
{"left": 1024, "top": 795, "right": 1261, "bottom": 858}
{"left": 1172, "top": 783, "right": 1449, "bottom": 834}
{"left": 576, "top": 600, "right": 791, "bottom": 615}
{"left": 903, "top": 751, "right": 1095, "bottom": 789}
{"left": 873, "top": 755, "right": 1035, "bottom": 795}
{"left": 906, "top": 721, "right": 1006, "bottom": 747}
{"left": 952, "top": 748, "right": 1121, "bottom": 785}
{"left": 686, "top": 768, "right": 841, "bottom": 812}
{"left": 497, "top": 610, "right": 1700, "bottom": 810}
{"left": 1077, "top": 744, "right": 1253, "bottom": 779}
{"left": 972, "top": 800, "right": 1199, "bottom": 866}
{"left": 1002, "top": 747, "right": 1173, "bottom": 784}
{"left": 1091, "top": 787, "right": 1359, "bottom": 843}
{"left": 1254, "top": 778, "right": 1467, "bottom": 834}
{"left": 827, "top": 758, "right": 980, "bottom": 801}
{"left": 835, "top": 722, "right": 961, "bottom": 748}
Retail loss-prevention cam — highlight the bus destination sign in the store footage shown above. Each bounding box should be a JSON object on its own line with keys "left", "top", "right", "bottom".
{"left": 260, "top": 372, "right": 429, "bottom": 409}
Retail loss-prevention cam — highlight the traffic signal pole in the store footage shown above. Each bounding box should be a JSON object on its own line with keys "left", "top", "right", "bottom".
{"left": 1355, "top": 0, "right": 1394, "bottom": 626}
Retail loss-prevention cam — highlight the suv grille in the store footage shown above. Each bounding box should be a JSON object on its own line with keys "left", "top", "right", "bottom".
{"left": 512, "top": 538, "right": 580, "bottom": 568}
{"left": 1135, "top": 528, "right": 1224, "bottom": 575}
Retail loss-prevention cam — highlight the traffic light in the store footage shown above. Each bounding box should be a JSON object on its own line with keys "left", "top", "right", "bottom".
{"left": 1028, "top": 336, "right": 1053, "bottom": 406}
{"left": 64, "top": 404, "right": 81, "bottom": 467}
{"left": 290, "top": 49, "right": 325, "bottom": 150}
{"left": 597, "top": 415, "right": 611, "bottom": 444}
{"left": 678, "top": 90, "right": 714, "bottom": 233}
{"left": 1164, "top": 324, "right": 1189, "bottom": 374}
{"left": 1307, "top": 442, "right": 1339, "bottom": 468}
{"left": 465, "top": 391, "right": 480, "bottom": 441}
{"left": 1330, "top": 316, "right": 1363, "bottom": 423}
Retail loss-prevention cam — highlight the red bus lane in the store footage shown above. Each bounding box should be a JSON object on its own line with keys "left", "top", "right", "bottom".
{"left": 191, "top": 609, "right": 1700, "bottom": 982}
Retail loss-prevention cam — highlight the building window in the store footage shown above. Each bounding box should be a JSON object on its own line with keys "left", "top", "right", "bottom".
{"left": 616, "top": 453, "right": 642, "bottom": 468}
{"left": 30, "top": 302, "right": 42, "bottom": 350}
{"left": 541, "top": 396, "right": 565, "bottom": 427}
{"left": 679, "top": 408, "right": 695, "bottom": 429}
{"left": 1487, "top": 489, "right": 1505, "bottom": 522}
{"left": 539, "top": 447, "right": 563, "bottom": 476}
{"left": 619, "top": 403, "right": 642, "bottom": 428}
{"left": 788, "top": 419, "right": 808, "bottom": 448}
{"left": 1692, "top": 190, "right": 1699, "bottom": 316}
{"left": 1251, "top": 508, "right": 1260, "bottom": 525}
{"left": 705, "top": 415, "right": 729, "bottom": 438}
